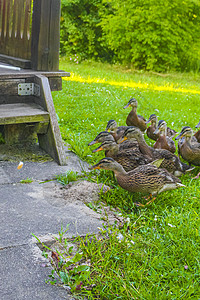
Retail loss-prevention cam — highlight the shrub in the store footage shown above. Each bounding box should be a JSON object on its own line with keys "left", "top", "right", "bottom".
{"left": 60, "top": 0, "right": 113, "bottom": 62}
{"left": 100, "top": 0, "right": 200, "bottom": 72}
{"left": 60, "top": 0, "right": 200, "bottom": 72}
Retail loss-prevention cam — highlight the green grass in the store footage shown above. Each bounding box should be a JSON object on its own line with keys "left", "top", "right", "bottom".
{"left": 50, "top": 58, "right": 200, "bottom": 299}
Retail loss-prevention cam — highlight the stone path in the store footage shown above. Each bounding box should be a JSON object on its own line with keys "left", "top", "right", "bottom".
{"left": 0, "top": 151, "right": 105, "bottom": 300}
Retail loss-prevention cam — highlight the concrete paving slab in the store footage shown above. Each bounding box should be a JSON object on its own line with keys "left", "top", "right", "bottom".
{"left": 0, "top": 244, "right": 71, "bottom": 300}
{"left": 0, "top": 150, "right": 89, "bottom": 184}
{"left": 0, "top": 181, "right": 103, "bottom": 248}
{"left": 0, "top": 153, "right": 105, "bottom": 299}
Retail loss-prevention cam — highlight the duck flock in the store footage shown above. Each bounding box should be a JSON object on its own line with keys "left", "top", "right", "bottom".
{"left": 88, "top": 98, "right": 200, "bottom": 206}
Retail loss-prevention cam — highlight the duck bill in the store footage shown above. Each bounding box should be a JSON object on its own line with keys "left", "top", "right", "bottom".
{"left": 175, "top": 132, "right": 183, "bottom": 140}
{"left": 195, "top": 121, "right": 200, "bottom": 128}
{"left": 88, "top": 140, "right": 97, "bottom": 146}
{"left": 88, "top": 164, "right": 101, "bottom": 170}
{"left": 92, "top": 146, "right": 103, "bottom": 153}
{"left": 145, "top": 119, "right": 151, "bottom": 125}
{"left": 118, "top": 136, "right": 127, "bottom": 143}
{"left": 123, "top": 103, "right": 131, "bottom": 109}
{"left": 153, "top": 128, "right": 159, "bottom": 135}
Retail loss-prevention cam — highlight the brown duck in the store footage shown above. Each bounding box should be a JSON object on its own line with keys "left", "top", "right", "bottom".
{"left": 105, "top": 119, "right": 127, "bottom": 142}
{"left": 194, "top": 120, "right": 200, "bottom": 143}
{"left": 145, "top": 114, "right": 160, "bottom": 141}
{"left": 146, "top": 114, "right": 177, "bottom": 140}
{"left": 89, "top": 157, "right": 185, "bottom": 205}
{"left": 88, "top": 130, "right": 139, "bottom": 152}
{"left": 153, "top": 120, "right": 176, "bottom": 153}
{"left": 123, "top": 98, "right": 147, "bottom": 132}
{"left": 88, "top": 131, "right": 115, "bottom": 146}
{"left": 118, "top": 126, "right": 193, "bottom": 176}
{"left": 175, "top": 126, "right": 200, "bottom": 166}
{"left": 92, "top": 140, "right": 151, "bottom": 172}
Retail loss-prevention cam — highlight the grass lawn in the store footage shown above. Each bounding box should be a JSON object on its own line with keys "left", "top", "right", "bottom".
{"left": 50, "top": 57, "right": 200, "bottom": 299}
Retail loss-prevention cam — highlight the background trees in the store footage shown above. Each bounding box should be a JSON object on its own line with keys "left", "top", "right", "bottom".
{"left": 60, "top": 0, "right": 200, "bottom": 72}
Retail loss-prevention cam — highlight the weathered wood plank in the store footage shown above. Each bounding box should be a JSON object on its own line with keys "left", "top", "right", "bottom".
{"left": 31, "top": 0, "right": 61, "bottom": 71}
{"left": 0, "top": 95, "right": 33, "bottom": 105}
{"left": 0, "top": 54, "right": 31, "bottom": 69}
{"left": 0, "top": 79, "right": 25, "bottom": 96}
{"left": 0, "top": 0, "right": 32, "bottom": 60}
{"left": 0, "top": 70, "right": 70, "bottom": 78}
{"left": 33, "top": 75, "right": 66, "bottom": 165}
{"left": 0, "top": 103, "right": 49, "bottom": 125}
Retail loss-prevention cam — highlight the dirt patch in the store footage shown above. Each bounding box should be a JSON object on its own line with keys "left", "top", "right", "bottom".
{"left": 28, "top": 180, "right": 124, "bottom": 225}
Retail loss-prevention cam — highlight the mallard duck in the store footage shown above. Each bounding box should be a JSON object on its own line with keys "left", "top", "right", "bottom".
{"left": 123, "top": 98, "right": 147, "bottom": 132}
{"left": 177, "top": 132, "right": 198, "bottom": 159}
{"left": 194, "top": 120, "right": 200, "bottom": 143}
{"left": 118, "top": 126, "right": 193, "bottom": 176}
{"left": 105, "top": 120, "right": 127, "bottom": 142}
{"left": 92, "top": 140, "right": 152, "bottom": 172}
{"left": 153, "top": 120, "right": 176, "bottom": 153}
{"left": 89, "top": 157, "right": 185, "bottom": 205}
{"left": 89, "top": 130, "right": 139, "bottom": 152}
{"left": 88, "top": 131, "right": 115, "bottom": 146}
{"left": 175, "top": 126, "right": 200, "bottom": 166}
{"left": 145, "top": 114, "right": 160, "bottom": 141}
{"left": 146, "top": 114, "right": 177, "bottom": 140}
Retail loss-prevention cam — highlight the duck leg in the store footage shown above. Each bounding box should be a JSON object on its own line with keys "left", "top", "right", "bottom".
{"left": 135, "top": 194, "right": 156, "bottom": 207}
{"left": 146, "top": 197, "right": 156, "bottom": 205}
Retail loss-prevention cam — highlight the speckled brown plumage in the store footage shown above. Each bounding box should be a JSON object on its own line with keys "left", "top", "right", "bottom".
{"left": 119, "top": 126, "right": 192, "bottom": 176}
{"left": 146, "top": 114, "right": 176, "bottom": 140}
{"left": 105, "top": 120, "right": 128, "bottom": 142}
{"left": 176, "top": 126, "right": 200, "bottom": 166}
{"left": 88, "top": 131, "right": 115, "bottom": 146}
{"left": 88, "top": 130, "right": 139, "bottom": 152}
{"left": 194, "top": 120, "right": 200, "bottom": 143}
{"left": 89, "top": 157, "right": 185, "bottom": 196}
{"left": 92, "top": 140, "right": 151, "bottom": 172}
{"left": 153, "top": 120, "right": 176, "bottom": 153}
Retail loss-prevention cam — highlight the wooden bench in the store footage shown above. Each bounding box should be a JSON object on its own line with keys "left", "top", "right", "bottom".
{"left": 0, "top": 72, "right": 69, "bottom": 165}
{"left": 0, "top": 1, "right": 70, "bottom": 165}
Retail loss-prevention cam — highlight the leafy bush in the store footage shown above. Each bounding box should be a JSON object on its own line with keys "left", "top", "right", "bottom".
{"left": 60, "top": 0, "right": 200, "bottom": 72}
{"left": 100, "top": 0, "right": 200, "bottom": 72}
{"left": 60, "top": 0, "right": 113, "bottom": 62}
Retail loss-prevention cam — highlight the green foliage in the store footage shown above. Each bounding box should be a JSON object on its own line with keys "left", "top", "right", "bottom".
{"left": 53, "top": 59, "right": 200, "bottom": 162}
{"left": 60, "top": 0, "right": 200, "bottom": 72}
{"left": 100, "top": 0, "right": 200, "bottom": 72}
{"left": 49, "top": 60, "right": 200, "bottom": 298}
{"left": 20, "top": 178, "right": 33, "bottom": 184}
{"left": 56, "top": 170, "right": 78, "bottom": 185}
{"left": 60, "top": 0, "right": 113, "bottom": 62}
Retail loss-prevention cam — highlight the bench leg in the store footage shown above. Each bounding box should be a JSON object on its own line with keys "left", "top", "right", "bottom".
{"left": 33, "top": 75, "right": 67, "bottom": 165}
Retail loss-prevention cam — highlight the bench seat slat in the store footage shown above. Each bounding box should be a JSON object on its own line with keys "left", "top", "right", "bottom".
{"left": 0, "top": 103, "right": 49, "bottom": 125}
